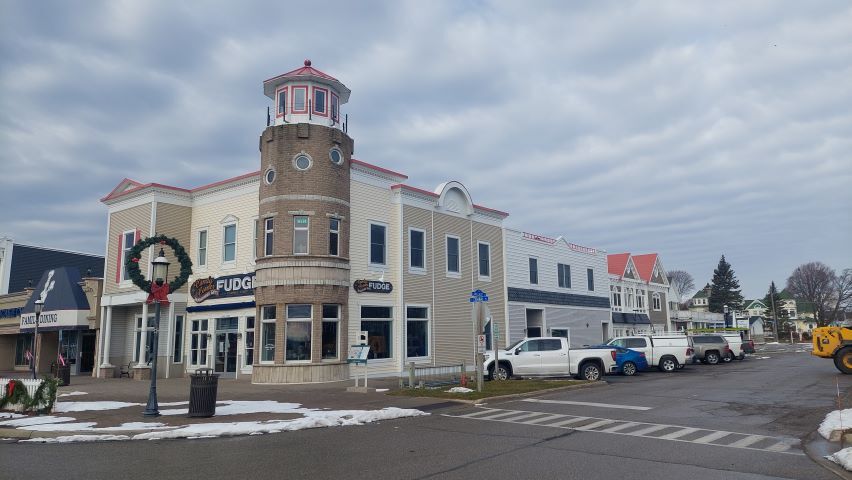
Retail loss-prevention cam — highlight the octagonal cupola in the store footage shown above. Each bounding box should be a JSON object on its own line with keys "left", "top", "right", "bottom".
{"left": 263, "top": 59, "right": 351, "bottom": 130}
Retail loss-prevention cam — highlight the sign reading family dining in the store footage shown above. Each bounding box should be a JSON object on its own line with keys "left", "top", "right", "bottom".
{"left": 190, "top": 273, "right": 256, "bottom": 303}
{"left": 352, "top": 279, "right": 393, "bottom": 294}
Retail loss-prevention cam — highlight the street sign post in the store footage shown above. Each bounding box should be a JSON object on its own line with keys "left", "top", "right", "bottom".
{"left": 470, "top": 290, "right": 490, "bottom": 392}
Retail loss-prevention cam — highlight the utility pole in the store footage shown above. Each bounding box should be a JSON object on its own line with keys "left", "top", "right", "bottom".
{"left": 770, "top": 291, "right": 779, "bottom": 341}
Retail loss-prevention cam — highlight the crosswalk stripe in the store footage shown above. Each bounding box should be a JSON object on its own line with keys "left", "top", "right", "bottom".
{"left": 574, "top": 419, "right": 615, "bottom": 430}
{"left": 765, "top": 442, "right": 793, "bottom": 452}
{"left": 522, "top": 414, "right": 566, "bottom": 425}
{"left": 625, "top": 424, "right": 670, "bottom": 436}
{"left": 460, "top": 409, "right": 504, "bottom": 418}
{"left": 692, "top": 431, "right": 731, "bottom": 444}
{"left": 548, "top": 416, "right": 591, "bottom": 427}
{"left": 498, "top": 412, "right": 550, "bottom": 423}
{"left": 601, "top": 422, "right": 642, "bottom": 433}
{"left": 522, "top": 399, "right": 652, "bottom": 411}
{"left": 477, "top": 410, "right": 526, "bottom": 420}
{"left": 726, "top": 435, "right": 767, "bottom": 448}
{"left": 658, "top": 428, "right": 698, "bottom": 440}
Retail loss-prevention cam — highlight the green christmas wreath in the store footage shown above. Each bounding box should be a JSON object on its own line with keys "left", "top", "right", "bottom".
{"left": 125, "top": 234, "right": 193, "bottom": 293}
{"left": 0, "top": 378, "right": 60, "bottom": 414}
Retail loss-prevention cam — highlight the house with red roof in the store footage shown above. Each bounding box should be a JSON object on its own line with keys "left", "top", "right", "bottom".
{"left": 607, "top": 252, "right": 672, "bottom": 336}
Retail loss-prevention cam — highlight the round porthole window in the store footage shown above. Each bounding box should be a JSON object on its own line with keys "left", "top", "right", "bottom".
{"left": 293, "top": 153, "right": 312, "bottom": 171}
{"left": 329, "top": 147, "right": 343, "bottom": 165}
{"left": 264, "top": 168, "right": 276, "bottom": 185}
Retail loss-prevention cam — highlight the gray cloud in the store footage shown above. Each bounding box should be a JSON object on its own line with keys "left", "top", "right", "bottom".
{"left": 1, "top": 0, "right": 850, "bottom": 298}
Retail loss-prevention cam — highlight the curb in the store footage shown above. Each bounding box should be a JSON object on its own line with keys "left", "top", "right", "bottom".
{"left": 389, "top": 380, "right": 606, "bottom": 406}
{"left": 803, "top": 430, "right": 850, "bottom": 479}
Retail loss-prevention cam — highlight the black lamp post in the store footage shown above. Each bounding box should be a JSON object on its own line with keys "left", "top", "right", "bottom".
{"left": 30, "top": 298, "right": 44, "bottom": 379}
{"left": 143, "top": 248, "right": 170, "bottom": 417}
{"left": 723, "top": 304, "right": 730, "bottom": 329}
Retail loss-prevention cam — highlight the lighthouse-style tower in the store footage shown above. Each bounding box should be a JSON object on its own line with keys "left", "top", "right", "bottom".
{"left": 254, "top": 60, "right": 353, "bottom": 383}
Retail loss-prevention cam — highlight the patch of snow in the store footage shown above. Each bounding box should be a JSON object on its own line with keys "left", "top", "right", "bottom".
{"left": 828, "top": 447, "right": 852, "bottom": 471}
{"left": 765, "top": 342, "right": 779, "bottom": 345}
{"left": 0, "top": 413, "right": 25, "bottom": 420}
{"left": 159, "top": 400, "right": 309, "bottom": 417}
{"left": 446, "top": 387, "right": 474, "bottom": 393}
{"left": 54, "top": 401, "right": 142, "bottom": 413}
{"left": 375, "top": 388, "right": 389, "bottom": 392}
{"left": 757, "top": 356, "right": 771, "bottom": 359}
{"left": 158, "top": 401, "right": 189, "bottom": 406}
{"left": 819, "top": 409, "right": 852, "bottom": 441}
{"left": 58, "top": 391, "right": 88, "bottom": 398}
{"left": 24, "top": 421, "right": 174, "bottom": 432}
{"left": 132, "top": 407, "right": 427, "bottom": 441}
{"left": 0, "top": 416, "right": 76, "bottom": 427}
{"left": 22, "top": 434, "right": 131, "bottom": 443}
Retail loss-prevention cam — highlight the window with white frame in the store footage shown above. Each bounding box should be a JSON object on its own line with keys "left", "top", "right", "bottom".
{"left": 406, "top": 306, "right": 429, "bottom": 358}
{"left": 331, "top": 93, "right": 339, "bottom": 122}
{"left": 626, "top": 287, "right": 634, "bottom": 309}
{"left": 329, "top": 218, "right": 340, "bottom": 256}
{"left": 558, "top": 263, "right": 571, "bottom": 288}
{"left": 121, "top": 230, "right": 136, "bottom": 281}
{"left": 611, "top": 285, "right": 622, "bottom": 308}
{"left": 322, "top": 305, "right": 339, "bottom": 360}
{"left": 260, "top": 306, "right": 276, "bottom": 362}
{"left": 370, "top": 222, "right": 386, "bottom": 265}
{"left": 478, "top": 242, "right": 490, "bottom": 279}
{"left": 409, "top": 228, "right": 425, "bottom": 271}
{"left": 197, "top": 230, "right": 207, "bottom": 267}
{"left": 286, "top": 304, "right": 311, "bottom": 361}
{"left": 636, "top": 289, "right": 645, "bottom": 310}
{"left": 446, "top": 235, "right": 460, "bottom": 275}
{"left": 587, "top": 268, "right": 595, "bottom": 291}
{"left": 293, "top": 216, "right": 309, "bottom": 255}
{"left": 293, "top": 86, "right": 307, "bottom": 112}
{"left": 172, "top": 315, "right": 184, "bottom": 363}
{"left": 264, "top": 218, "right": 274, "bottom": 256}
{"left": 529, "top": 257, "right": 539, "bottom": 285}
{"left": 313, "top": 87, "right": 327, "bottom": 115}
{"left": 361, "top": 306, "right": 392, "bottom": 360}
{"left": 190, "top": 319, "right": 208, "bottom": 365}
{"left": 222, "top": 224, "right": 236, "bottom": 263}
{"left": 245, "top": 316, "right": 255, "bottom": 366}
{"left": 135, "top": 316, "right": 154, "bottom": 363}
{"left": 277, "top": 87, "right": 287, "bottom": 116}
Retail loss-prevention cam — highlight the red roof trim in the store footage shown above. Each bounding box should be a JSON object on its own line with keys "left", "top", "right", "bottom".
{"left": 99, "top": 178, "right": 142, "bottom": 202}
{"left": 350, "top": 159, "right": 408, "bottom": 179}
{"left": 263, "top": 66, "right": 339, "bottom": 85}
{"left": 101, "top": 171, "right": 260, "bottom": 203}
{"left": 391, "top": 184, "right": 509, "bottom": 217}
{"left": 472, "top": 203, "right": 509, "bottom": 217}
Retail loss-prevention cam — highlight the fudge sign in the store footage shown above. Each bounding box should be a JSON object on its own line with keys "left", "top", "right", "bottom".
{"left": 191, "top": 273, "right": 256, "bottom": 303}
{"left": 353, "top": 279, "right": 393, "bottom": 294}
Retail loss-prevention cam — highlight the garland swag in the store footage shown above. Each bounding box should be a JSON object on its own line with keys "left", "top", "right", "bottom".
{"left": 0, "top": 378, "right": 60, "bottom": 414}
{"left": 125, "top": 235, "right": 193, "bottom": 293}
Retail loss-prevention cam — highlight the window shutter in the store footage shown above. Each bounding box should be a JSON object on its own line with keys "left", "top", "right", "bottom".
{"left": 115, "top": 234, "right": 123, "bottom": 283}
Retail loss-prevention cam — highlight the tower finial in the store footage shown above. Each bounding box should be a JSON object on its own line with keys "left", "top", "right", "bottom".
{"left": 304, "top": 59, "right": 311, "bottom": 67}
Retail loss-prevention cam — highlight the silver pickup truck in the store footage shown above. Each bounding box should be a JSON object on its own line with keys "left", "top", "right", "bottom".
{"left": 484, "top": 337, "right": 618, "bottom": 381}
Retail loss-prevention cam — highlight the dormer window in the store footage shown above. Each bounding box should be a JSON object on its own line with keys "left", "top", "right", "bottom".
{"left": 313, "top": 87, "right": 328, "bottom": 116}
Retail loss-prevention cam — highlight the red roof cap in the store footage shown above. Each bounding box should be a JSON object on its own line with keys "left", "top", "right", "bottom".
{"left": 631, "top": 253, "right": 659, "bottom": 283}
{"left": 607, "top": 253, "right": 631, "bottom": 276}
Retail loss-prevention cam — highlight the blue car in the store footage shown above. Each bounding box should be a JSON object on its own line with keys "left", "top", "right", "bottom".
{"left": 589, "top": 345, "right": 648, "bottom": 376}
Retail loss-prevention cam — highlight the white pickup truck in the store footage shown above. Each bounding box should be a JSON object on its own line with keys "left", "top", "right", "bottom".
{"left": 605, "top": 335, "right": 693, "bottom": 372}
{"left": 484, "top": 337, "right": 617, "bottom": 381}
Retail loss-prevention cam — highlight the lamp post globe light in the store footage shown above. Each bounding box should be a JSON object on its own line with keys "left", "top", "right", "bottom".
{"left": 30, "top": 298, "right": 44, "bottom": 380}
{"left": 723, "top": 304, "right": 729, "bottom": 329}
{"left": 143, "top": 248, "right": 170, "bottom": 417}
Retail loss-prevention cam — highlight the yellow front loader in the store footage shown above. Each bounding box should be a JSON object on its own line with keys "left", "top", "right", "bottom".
{"left": 812, "top": 326, "right": 852, "bottom": 374}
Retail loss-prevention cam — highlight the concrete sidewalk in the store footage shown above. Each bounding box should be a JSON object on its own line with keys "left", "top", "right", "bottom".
{"left": 1, "top": 375, "right": 447, "bottom": 440}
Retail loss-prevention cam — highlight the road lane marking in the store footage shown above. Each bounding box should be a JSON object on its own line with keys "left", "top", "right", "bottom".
{"left": 449, "top": 408, "right": 803, "bottom": 456}
{"left": 522, "top": 399, "right": 652, "bottom": 411}
{"left": 460, "top": 409, "right": 503, "bottom": 418}
{"left": 727, "top": 435, "right": 767, "bottom": 448}
{"left": 692, "top": 431, "right": 731, "bottom": 444}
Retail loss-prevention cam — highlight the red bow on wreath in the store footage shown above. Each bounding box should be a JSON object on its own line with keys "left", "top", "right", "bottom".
{"left": 146, "top": 282, "right": 170, "bottom": 305}
{"left": 6, "top": 381, "right": 14, "bottom": 397}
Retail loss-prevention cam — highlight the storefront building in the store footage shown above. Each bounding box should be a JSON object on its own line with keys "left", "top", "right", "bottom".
{"left": 504, "top": 229, "right": 610, "bottom": 346}
{"left": 607, "top": 253, "right": 673, "bottom": 336}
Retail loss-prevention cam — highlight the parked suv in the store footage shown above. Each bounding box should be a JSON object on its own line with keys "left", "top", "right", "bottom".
{"left": 690, "top": 335, "right": 731, "bottom": 365}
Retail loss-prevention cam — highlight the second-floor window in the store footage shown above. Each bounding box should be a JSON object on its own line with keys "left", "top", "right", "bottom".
{"left": 370, "top": 223, "right": 386, "bottom": 265}
{"left": 313, "top": 87, "right": 327, "bottom": 115}
{"left": 409, "top": 228, "right": 425, "bottom": 270}
{"left": 587, "top": 268, "right": 595, "bottom": 291}
{"left": 653, "top": 293, "right": 662, "bottom": 311}
{"left": 222, "top": 224, "right": 236, "bottom": 263}
{"left": 197, "top": 230, "right": 207, "bottom": 267}
{"left": 611, "top": 285, "right": 622, "bottom": 307}
{"left": 329, "top": 218, "right": 339, "bottom": 256}
{"left": 446, "top": 236, "right": 460, "bottom": 274}
{"left": 557, "top": 263, "right": 571, "bottom": 288}
{"left": 478, "top": 242, "right": 490, "bottom": 278}
{"left": 121, "top": 230, "right": 136, "bottom": 281}
{"left": 529, "top": 257, "right": 539, "bottom": 285}
{"left": 294, "top": 216, "right": 309, "bottom": 254}
{"left": 264, "top": 218, "right": 274, "bottom": 256}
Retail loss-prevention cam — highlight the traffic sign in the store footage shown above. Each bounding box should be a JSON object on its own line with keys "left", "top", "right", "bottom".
{"left": 477, "top": 334, "right": 486, "bottom": 353}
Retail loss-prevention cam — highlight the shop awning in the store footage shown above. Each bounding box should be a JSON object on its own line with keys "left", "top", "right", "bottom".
{"left": 611, "top": 312, "right": 651, "bottom": 325}
{"left": 19, "top": 267, "right": 90, "bottom": 332}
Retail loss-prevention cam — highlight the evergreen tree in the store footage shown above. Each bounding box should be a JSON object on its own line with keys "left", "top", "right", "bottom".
{"left": 708, "top": 255, "right": 744, "bottom": 313}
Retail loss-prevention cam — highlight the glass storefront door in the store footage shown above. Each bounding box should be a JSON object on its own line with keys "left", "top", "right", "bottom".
{"left": 214, "top": 318, "right": 238, "bottom": 377}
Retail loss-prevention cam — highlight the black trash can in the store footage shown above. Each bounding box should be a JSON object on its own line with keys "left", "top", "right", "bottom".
{"left": 56, "top": 365, "right": 71, "bottom": 386}
{"left": 188, "top": 368, "right": 218, "bottom": 417}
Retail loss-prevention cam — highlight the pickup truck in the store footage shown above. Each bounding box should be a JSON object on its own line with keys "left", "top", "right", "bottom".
{"left": 605, "top": 335, "right": 694, "bottom": 372}
{"left": 484, "top": 337, "right": 617, "bottom": 381}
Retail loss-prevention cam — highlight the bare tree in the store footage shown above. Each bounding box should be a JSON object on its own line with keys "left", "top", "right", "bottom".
{"left": 786, "top": 262, "right": 836, "bottom": 327}
{"left": 667, "top": 270, "right": 695, "bottom": 304}
{"left": 828, "top": 268, "right": 852, "bottom": 323}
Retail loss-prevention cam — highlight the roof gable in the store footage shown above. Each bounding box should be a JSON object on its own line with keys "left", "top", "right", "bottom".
{"left": 631, "top": 253, "right": 658, "bottom": 283}
{"left": 607, "top": 253, "right": 631, "bottom": 277}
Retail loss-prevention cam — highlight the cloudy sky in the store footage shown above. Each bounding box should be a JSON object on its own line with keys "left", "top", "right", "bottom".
{"left": 1, "top": 0, "right": 850, "bottom": 298}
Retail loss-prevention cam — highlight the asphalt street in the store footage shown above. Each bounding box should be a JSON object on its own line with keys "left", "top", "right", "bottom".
{"left": 2, "top": 348, "right": 849, "bottom": 480}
